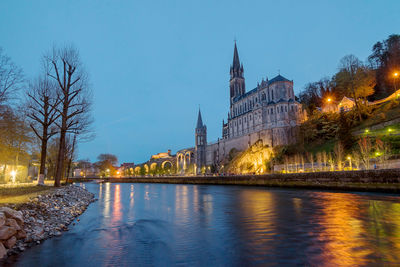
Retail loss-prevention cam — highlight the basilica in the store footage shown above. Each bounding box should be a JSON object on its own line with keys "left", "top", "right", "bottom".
{"left": 194, "top": 43, "right": 306, "bottom": 173}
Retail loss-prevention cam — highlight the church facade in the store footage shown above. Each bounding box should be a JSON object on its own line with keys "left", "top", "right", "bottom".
{"left": 195, "top": 43, "right": 306, "bottom": 173}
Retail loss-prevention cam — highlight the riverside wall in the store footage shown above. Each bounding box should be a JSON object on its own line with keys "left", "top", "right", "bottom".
{"left": 73, "top": 168, "right": 400, "bottom": 193}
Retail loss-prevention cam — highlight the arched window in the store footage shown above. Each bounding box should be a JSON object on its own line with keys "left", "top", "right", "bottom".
{"left": 271, "top": 90, "right": 274, "bottom": 100}
{"left": 262, "top": 93, "right": 266, "bottom": 101}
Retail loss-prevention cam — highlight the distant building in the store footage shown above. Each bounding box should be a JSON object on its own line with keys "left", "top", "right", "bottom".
{"left": 338, "top": 96, "right": 355, "bottom": 112}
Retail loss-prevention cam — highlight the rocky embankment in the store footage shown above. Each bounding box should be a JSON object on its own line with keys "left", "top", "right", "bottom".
{"left": 0, "top": 185, "right": 95, "bottom": 260}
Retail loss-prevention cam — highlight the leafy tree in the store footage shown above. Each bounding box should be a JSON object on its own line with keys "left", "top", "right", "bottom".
{"left": 337, "top": 110, "right": 354, "bottom": 151}
{"left": 95, "top": 154, "right": 118, "bottom": 176}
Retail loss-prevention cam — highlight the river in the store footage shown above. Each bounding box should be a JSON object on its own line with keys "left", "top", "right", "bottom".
{"left": 8, "top": 182, "right": 400, "bottom": 266}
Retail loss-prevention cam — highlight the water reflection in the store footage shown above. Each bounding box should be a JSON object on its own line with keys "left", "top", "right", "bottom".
{"left": 9, "top": 184, "right": 400, "bottom": 266}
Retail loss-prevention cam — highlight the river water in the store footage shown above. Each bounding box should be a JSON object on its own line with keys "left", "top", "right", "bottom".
{"left": 7, "top": 183, "right": 400, "bottom": 266}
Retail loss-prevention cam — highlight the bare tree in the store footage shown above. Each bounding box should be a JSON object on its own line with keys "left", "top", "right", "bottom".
{"left": 46, "top": 45, "right": 93, "bottom": 187}
{"left": 316, "top": 152, "right": 322, "bottom": 171}
{"left": 26, "top": 76, "right": 60, "bottom": 184}
{"left": 306, "top": 152, "right": 314, "bottom": 172}
{"left": 358, "top": 137, "right": 372, "bottom": 170}
{"left": 334, "top": 142, "right": 344, "bottom": 171}
{"left": 0, "top": 48, "right": 24, "bottom": 104}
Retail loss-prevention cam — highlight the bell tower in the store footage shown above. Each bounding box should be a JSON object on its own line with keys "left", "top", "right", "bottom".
{"left": 195, "top": 109, "right": 207, "bottom": 174}
{"left": 230, "top": 42, "right": 245, "bottom": 105}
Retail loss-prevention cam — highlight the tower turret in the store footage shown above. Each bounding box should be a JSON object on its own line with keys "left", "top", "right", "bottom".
{"left": 195, "top": 109, "right": 207, "bottom": 174}
{"left": 230, "top": 42, "right": 245, "bottom": 104}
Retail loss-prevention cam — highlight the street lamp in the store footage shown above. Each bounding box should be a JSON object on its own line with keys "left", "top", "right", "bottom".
{"left": 10, "top": 170, "right": 17, "bottom": 183}
{"left": 347, "top": 156, "right": 352, "bottom": 170}
{"left": 394, "top": 72, "right": 399, "bottom": 93}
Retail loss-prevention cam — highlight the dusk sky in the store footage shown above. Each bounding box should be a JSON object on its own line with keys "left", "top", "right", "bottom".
{"left": 1, "top": 0, "right": 399, "bottom": 164}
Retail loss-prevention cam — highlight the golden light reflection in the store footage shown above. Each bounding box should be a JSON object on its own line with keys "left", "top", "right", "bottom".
{"left": 103, "top": 182, "right": 110, "bottom": 217}
{"left": 112, "top": 184, "right": 122, "bottom": 223}
{"left": 239, "top": 190, "right": 275, "bottom": 247}
{"left": 130, "top": 184, "right": 134, "bottom": 208}
{"left": 313, "top": 193, "right": 371, "bottom": 266}
{"left": 175, "top": 185, "right": 190, "bottom": 224}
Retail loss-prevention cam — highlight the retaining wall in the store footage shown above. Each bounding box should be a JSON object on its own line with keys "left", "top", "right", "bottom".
{"left": 72, "top": 169, "right": 400, "bottom": 193}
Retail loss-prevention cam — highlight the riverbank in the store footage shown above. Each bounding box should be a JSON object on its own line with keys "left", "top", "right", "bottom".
{"left": 73, "top": 168, "right": 400, "bottom": 193}
{"left": 0, "top": 185, "right": 95, "bottom": 261}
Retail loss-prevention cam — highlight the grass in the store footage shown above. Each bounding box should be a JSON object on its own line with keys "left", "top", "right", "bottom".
{"left": 0, "top": 181, "right": 56, "bottom": 205}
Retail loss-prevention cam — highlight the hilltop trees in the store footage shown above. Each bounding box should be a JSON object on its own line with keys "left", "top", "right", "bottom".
{"left": 299, "top": 78, "right": 335, "bottom": 115}
{"left": 334, "top": 55, "right": 376, "bottom": 120}
{"left": 368, "top": 34, "right": 400, "bottom": 98}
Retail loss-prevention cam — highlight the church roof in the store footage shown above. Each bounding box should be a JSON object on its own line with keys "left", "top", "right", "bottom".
{"left": 196, "top": 109, "right": 204, "bottom": 128}
{"left": 269, "top": 74, "right": 291, "bottom": 84}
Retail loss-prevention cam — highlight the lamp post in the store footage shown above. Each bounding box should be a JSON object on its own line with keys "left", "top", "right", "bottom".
{"left": 394, "top": 72, "right": 399, "bottom": 93}
{"left": 347, "top": 156, "right": 352, "bottom": 170}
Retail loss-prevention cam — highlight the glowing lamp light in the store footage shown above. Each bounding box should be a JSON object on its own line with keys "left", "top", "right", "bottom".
{"left": 10, "top": 170, "right": 16, "bottom": 177}
{"left": 395, "top": 72, "right": 399, "bottom": 77}
{"left": 375, "top": 152, "right": 381, "bottom": 156}
{"left": 365, "top": 129, "right": 369, "bottom": 133}
{"left": 347, "top": 156, "right": 351, "bottom": 160}
{"left": 388, "top": 128, "right": 393, "bottom": 132}
{"left": 327, "top": 98, "right": 332, "bottom": 102}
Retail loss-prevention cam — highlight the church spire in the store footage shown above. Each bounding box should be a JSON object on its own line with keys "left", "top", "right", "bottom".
{"left": 196, "top": 108, "right": 203, "bottom": 129}
{"left": 232, "top": 41, "right": 240, "bottom": 70}
{"left": 229, "top": 41, "right": 245, "bottom": 102}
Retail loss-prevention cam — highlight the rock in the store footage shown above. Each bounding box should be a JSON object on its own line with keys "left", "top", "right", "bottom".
{"left": 0, "top": 226, "right": 17, "bottom": 240}
{"left": 0, "top": 212, "right": 5, "bottom": 228}
{"left": 32, "top": 226, "right": 44, "bottom": 239}
{"left": 0, "top": 207, "right": 24, "bottom": 225}
{"left": 0, "top": 242, "right": 6, "bottom": 259}
{"left": 4, "top": 236, "right": 17, "bottom": 249}
{"left": 5, "top": 218, "right": 21, "bottom": 231}
{"left": 16, "top": 230, "right": 27, "bottom": 239}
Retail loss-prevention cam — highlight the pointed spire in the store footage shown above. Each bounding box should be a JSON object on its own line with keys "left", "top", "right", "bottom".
{"left": 196, "top": 108, "right": 203, "bottom": 129}
{"left": 232, "top": 41, "right": 240, "bottom": 69}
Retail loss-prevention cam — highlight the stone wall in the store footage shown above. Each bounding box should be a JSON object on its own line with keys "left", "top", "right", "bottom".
{"left": 77, "top": 168, "right": 400, "bottom": 193}
{"left": 205, "top": 126, "right": 297, "bottom": 165}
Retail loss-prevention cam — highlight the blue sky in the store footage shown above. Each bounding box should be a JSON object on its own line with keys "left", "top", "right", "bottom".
{"left": 1, "top": 0, "right": 399, "bottom": 164}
